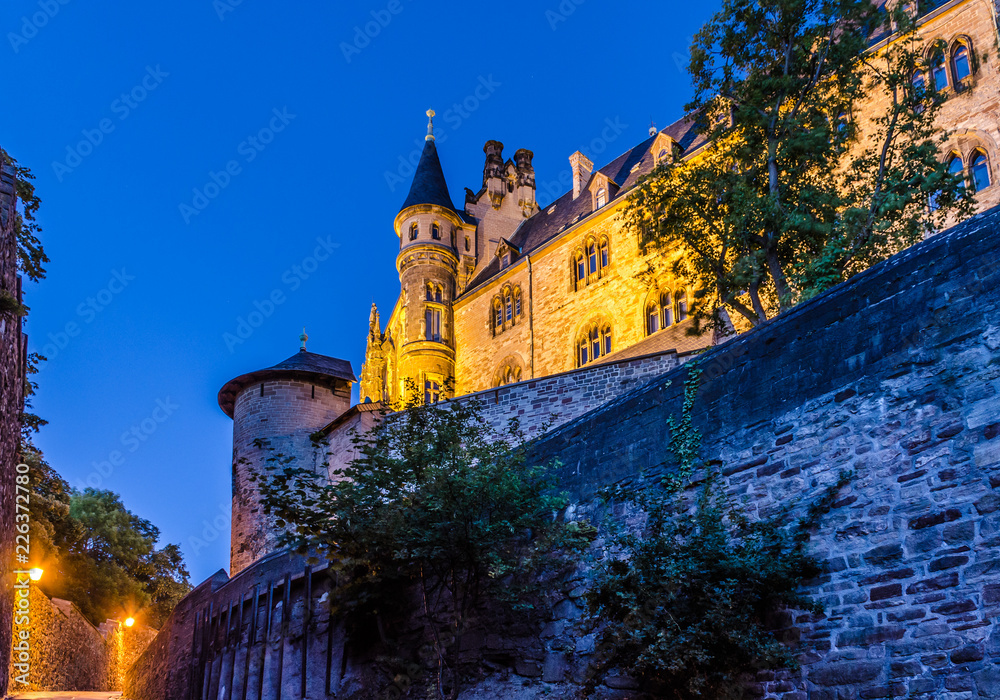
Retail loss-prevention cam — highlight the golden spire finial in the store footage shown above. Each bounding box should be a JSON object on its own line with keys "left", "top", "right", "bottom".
{"left": 426, "top": 109, "right": 436, "bottom": 141}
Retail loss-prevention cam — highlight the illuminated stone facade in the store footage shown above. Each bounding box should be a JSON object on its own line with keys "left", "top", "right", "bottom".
{"left": 362, "top": 0, "right": 1000, "bottom": 403}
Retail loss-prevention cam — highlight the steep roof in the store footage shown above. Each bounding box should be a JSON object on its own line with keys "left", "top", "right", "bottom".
{"left": 399, "top": 139, "right": 456, "bottom": 214}
{"left": 463, "top": 114, "right": 706, "bottom": 293}
{"left": 217, "top": 350, "right": 357, "bottom": 418}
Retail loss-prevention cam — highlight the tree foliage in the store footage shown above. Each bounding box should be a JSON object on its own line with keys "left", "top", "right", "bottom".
{"left": 22, "top": 443, "right": 191, "bottom": 628}
{"left": 587, "top": 366, "right": 849, "bottom": 697}
{"left": 624, "top": 0, "right": 974, "bottom": 331}
{"left": 1, "top": 148, "right": 48, "bottom": 283}
{"left": 256, "top": 389, "right": 589, "bottom": 699}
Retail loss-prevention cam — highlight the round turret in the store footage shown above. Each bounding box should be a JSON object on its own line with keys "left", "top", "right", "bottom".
{"left": 218, "top": 348, "right": 356, "bottom": 575}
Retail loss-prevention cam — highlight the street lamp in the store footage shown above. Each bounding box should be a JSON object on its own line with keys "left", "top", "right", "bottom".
{"left": 28, "top": 568, "right": 43, "bottom": 581}
{"left": 125, "top": 617, "right": 135, "bottom": 627}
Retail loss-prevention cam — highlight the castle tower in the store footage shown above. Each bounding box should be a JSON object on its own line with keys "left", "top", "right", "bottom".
{"left": 218, "top": 343, "right": 356, "bottom": 575}
{"left": 391, "top": 111, "right": 468, "bottom": 402}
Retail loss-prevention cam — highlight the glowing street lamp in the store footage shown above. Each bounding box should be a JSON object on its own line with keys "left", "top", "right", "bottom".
{"left": 125, "top": 617, "right": 135, "bottom": 627}
{"left": 28, "top": 568, "right": 43, "bottom": 581}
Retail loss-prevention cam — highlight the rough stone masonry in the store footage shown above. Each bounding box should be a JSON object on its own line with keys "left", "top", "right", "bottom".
{"left": 0, "top": 150, "right": 26, "bottom": 700}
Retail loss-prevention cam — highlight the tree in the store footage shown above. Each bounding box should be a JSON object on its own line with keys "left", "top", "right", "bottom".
{"left": 586, "top": 366, "right": 849, "bottom": 697}
{"left": 23, "top": 443, "right": 192, "bottom": 628}
{"left": 256, "top": 389, "right": 589, "bottom": 699}
{"left": 624, "top": 0, "right": 974, "bottom": 331}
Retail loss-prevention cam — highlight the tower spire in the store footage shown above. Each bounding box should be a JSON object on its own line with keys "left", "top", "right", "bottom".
{"left": 425, "top": 109, "right": 436, "bottom": 141}
{"left": 299, "top": 327, "right": 308, "bottom": 351}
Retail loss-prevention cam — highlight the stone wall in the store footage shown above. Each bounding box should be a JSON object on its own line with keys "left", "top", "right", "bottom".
{"left": 6, "top": 585, "right": 151, "bottom": 693}
{"left": 519, "top": 204, "right": 1000, "bottom": 697}
{"left": 0, "top": 150, "right": 24, "bottom": 699}
{"left": 130, "top": 203, "right": 1000, "bottom": 698}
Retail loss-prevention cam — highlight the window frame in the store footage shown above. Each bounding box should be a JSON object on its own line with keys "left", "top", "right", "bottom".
{"left": 971, "top": 150, "right": 991, "bottom": 191}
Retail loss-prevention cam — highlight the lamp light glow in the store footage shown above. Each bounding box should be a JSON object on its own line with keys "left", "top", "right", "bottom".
{"left": 125, "top": 617, "right": 135, "bottom": 627}
{"left": 28, "top": 568, "right": 43, "bottom": 581}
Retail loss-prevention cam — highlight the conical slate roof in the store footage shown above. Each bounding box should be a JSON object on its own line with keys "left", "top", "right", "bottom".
{"left": 399, "top": 139, "right": 455, "bottom": 213}
{"left": 218, "top": 350, "right": 357, "bottom": 418}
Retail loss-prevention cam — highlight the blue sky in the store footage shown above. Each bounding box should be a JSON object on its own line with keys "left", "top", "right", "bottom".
{"left": 3, "top": 0, "right": 718, "bottom": 583}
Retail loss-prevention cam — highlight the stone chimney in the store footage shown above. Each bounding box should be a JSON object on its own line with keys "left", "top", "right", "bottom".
{"left": 513, "top": 148, "right": 536, "bottom": 216}
{"left": 483, "top": 140, "right": 505, "bottom": 209}
{"left": 569, "top": 151, "right": 593, "bottom": 200}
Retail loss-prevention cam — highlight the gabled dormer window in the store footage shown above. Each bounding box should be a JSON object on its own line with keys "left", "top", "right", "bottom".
{"left": 501, "top": 252, "right": 511, "bottom": 269}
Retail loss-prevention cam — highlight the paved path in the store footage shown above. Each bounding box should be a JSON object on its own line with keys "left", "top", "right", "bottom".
{"left": 8, "top": 693, "right": 123, "bottom": 699}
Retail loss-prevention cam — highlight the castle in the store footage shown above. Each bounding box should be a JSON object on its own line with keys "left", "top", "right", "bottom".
{"left": 219, "top": 0, "right": 1000, "bottom": 576}
{"left": 119, "top": 3, "right": 1000, "bottom": 697}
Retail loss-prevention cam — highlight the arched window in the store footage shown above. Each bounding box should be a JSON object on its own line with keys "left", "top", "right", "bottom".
{"left": 425, "top": 283, "right": 434, "bottom": 301}
{"left": 949, "top": 154, "right": 965, "bottom": 183}
{"left": 435, "top": 285, "right": 443, "bottom": 303}
{"left": 972, "top": 151, "right": 991, "bottom": 191}
{"left": 646, "top": 302, "right": 660, "bottom": 335}
{"left": 676, "top": 289, "right": 689, "bottom": 321}
{"left": 912, "top": 71, "right": 926, "bottom": 112}
{"left": 577, "top": 322, "right": 612, "bottom": 367}
{"left": 932, "top": 50, "right": 948, "bottom": 91}
{"left": 575, "top": 253, "right": 586, "bottom": 286}
{"left": 596, "top": 188, "right": 607, "bottom": 208}
{"left": 493, "top": 300, "right": 502, "bottom": 331}
{"left": 587, "top": 242, "right": 597, "bottom": 276}
{"left": 600, "top": 238, "right": 610, "bottom": 269}
{"left": 660, "top": 291, "right": 673, "bottom": 327}
{"left": 953, "top": 45, "right": 971, "bottom": 82}
{"left": 657, "top": 148, "right": 669, "bottom": 163}
{"left": 514, "top": 289, "right": 522, "bottom": 318}
{"left": 410, "top": 223, "right": 418, "bottom": 241}
{"left": 431, "top": 223, "right": 441, "bottom": 240}
{"left": 425, "top": 308, "right": 441, "bottom": 342}
{"left": 504, "top": 289, "right": 513, "bottom": 323}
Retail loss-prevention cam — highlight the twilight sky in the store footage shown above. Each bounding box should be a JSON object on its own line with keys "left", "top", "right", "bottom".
{"left": 4, "top": 0, "right": 719, "bottom": 583}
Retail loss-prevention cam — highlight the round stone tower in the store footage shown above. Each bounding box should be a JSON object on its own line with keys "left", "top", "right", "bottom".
{"left": 218, "top": 343, "right": 356, "bottom": 575}
{"left": 392, "top": 110, "right": 461, "bottom": 403}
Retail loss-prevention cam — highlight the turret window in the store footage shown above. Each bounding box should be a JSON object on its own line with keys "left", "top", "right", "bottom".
{"left": 425, "top": 283, "right": 444, "bottom": 302}
{"left": 425, "top": 308, "right": 442, "bottom": 342}
{"left": 424, "top": 379, "right": 441, "bottom": 404}
{"left": 410, "top": 223, "right": 418, "bottom": 241}
{"left": 432, "top": 223, "right": 441, "bottom": 240}
{"left": 465, "top": 236, "right": 471, "bottom": 252}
